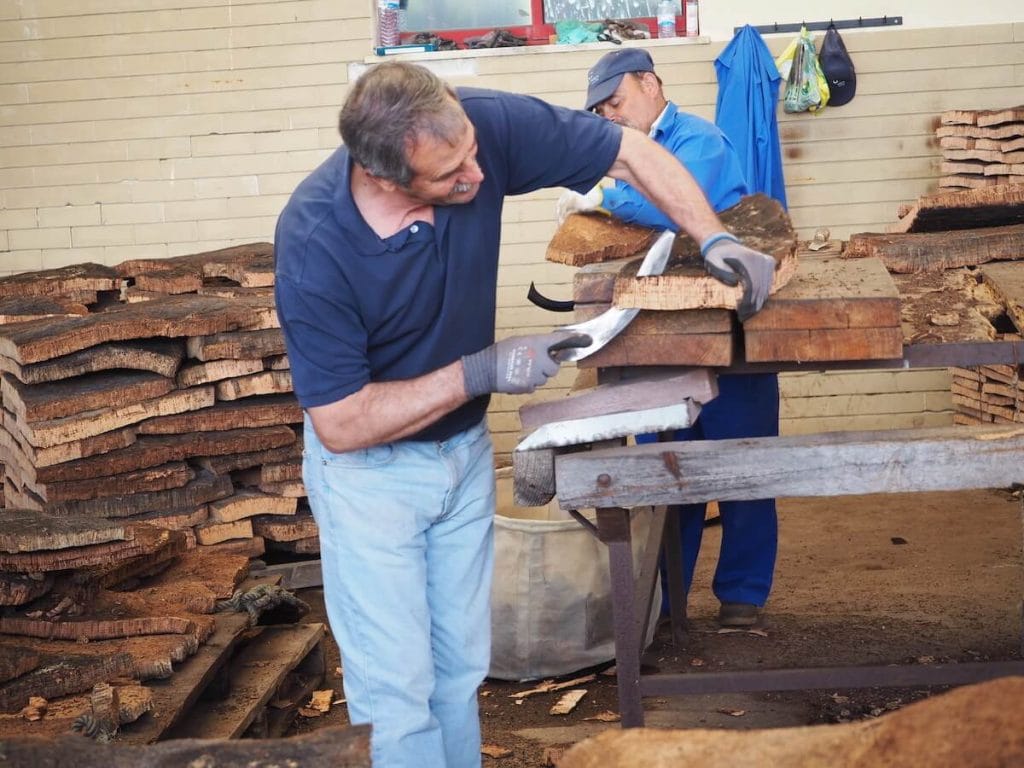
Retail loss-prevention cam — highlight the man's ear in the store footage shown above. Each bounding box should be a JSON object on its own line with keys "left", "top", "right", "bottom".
{"left": 639, "top": 71, "right": 661, "bottom": 96}
{"left": 365, "top": 170, "right": 399, "bottom": 193}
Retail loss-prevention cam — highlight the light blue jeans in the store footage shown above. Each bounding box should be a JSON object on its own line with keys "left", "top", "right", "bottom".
{"left": 303, "top": 416, "right": 495, "bottom": 768}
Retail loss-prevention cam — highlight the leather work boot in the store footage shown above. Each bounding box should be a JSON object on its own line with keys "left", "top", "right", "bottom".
{"left": 718, "top": 602, "right": 759, "bottom": 628}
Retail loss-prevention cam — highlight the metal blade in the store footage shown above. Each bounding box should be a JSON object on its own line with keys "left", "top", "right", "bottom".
{"left": 515, "top": 400, "right": 701, "bottom": 452}
{"left": 553, "top": 229, "right": 675, "bottom": 362}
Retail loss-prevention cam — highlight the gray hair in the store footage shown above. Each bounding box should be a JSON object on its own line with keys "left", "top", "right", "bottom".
{"left": 339, "top": 62, "right": 466, "bottom": 186}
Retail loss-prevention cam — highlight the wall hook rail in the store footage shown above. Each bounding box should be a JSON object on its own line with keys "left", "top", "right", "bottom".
{"left": 736, "top": 15, "right": 903, "bottom": 35}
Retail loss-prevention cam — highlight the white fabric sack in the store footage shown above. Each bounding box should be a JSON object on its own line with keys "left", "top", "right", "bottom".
{"left": 489, "top": 499, "right": 661, "bottom": 682}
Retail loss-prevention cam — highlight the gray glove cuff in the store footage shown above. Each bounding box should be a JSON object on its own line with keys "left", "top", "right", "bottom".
{"left": 461, "top": 346, "right": 497, "bottom": 399}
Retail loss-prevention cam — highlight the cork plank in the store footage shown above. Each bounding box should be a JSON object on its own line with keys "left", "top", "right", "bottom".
{"left": 116, "top": 242, "right": 275, "bottom": 288}
{"left": 215, "top": 370, "right": 293, "bottom": 400}
{"left": 186, "top": 328, "right": 287, "bottom": 362}
{"left": 2, "top": 370, "right": 174, "bottom": 422}
{"left": 0, "top": 294, "right": 260, "bottom": 365}
{"left": 0, "top": 339, "right": 184, "bottom": 386}
{"left": 33, "top": 461, "right": 194, "bottom": 504}
{"left": 13, "top": 385, "right": 215, "bottom": 449}
{"left": 546, "top": 213, "right": 658, "bottom": 267}
{"left": 208, "top": 490, "right": 298, "bottom": 524}
{"left": 845, "top": 224, "right": 1024, "bottom": 273}
{"left": 0, "top": 509, "right": 132, "bottom": 553}
{"left": 33, "top": 426, "right": 297, "bottom": 484}
{"left": 613, "top": 194, "right": 798, "bottom": 310}
{"left": 0, "top": 263, "right": 120, "bottom": 301}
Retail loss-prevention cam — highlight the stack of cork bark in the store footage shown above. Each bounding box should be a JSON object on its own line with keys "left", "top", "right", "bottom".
{"left": 936, "top": 105, "right": 1024, "bottom": 190}
{"left": 950, "top": 365, "right": 1024, "bottom": 425}
{"left": 0, "top": 245, "right": 320, "bottom": 563}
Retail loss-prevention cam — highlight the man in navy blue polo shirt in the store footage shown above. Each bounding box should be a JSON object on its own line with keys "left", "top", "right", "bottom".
{"left": 561, "top": 47, "right": 780, "bottom": 631}
{"left": 274, "top": 60, "right": 776, "bottom": 768}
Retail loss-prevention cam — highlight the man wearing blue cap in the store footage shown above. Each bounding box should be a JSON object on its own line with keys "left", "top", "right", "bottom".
{"left": 560, "top": 47, "right": 781, "bottom": 630}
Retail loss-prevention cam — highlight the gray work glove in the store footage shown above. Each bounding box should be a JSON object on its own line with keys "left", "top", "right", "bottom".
{"left": 461, "top": 331, "right": 591, "bottom": 398}
{"left": 701, "top": 232, "right": 777, "bottom": 322}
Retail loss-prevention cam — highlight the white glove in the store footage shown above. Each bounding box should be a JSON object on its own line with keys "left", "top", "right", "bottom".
{"left": 556, "top": 186, "right": 606, "bottom": 226}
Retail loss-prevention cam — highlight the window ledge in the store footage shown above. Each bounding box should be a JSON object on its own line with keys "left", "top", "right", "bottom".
{"left": 362, "top": 35, "right": 710, "bottom": 64}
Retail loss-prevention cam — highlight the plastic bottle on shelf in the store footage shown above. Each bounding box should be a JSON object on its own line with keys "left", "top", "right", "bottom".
{"left": 656, "top": 1, "right": 676, "bottom": 39}
{"left": 378, "top": 0, "right": 400, "bottom": 47}
{"left": 685, "top": 0, "right": 699, "bottom": 37}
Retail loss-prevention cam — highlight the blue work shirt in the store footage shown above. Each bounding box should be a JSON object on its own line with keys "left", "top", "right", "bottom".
{"left": 600, "top": 101, "right": 750, "bottom": 223}
{"left": 274, "top": 88, "right": 621, "bottom": 442}
{"left": 715, "top": 25, "right": 788, "bottom": 208}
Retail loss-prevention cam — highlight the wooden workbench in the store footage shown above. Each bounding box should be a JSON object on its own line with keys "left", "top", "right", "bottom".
{"left": 521, "top": 252, "right": 1024, "bottom": 726}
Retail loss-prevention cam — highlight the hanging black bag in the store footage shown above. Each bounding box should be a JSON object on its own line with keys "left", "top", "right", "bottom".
{"left": 819, "top": 24, "right": 856, "bottom": 106}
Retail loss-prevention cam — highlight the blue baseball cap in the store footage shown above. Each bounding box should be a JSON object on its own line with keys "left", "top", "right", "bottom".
{"left": 584, "top": 48, "right": 655, "bottom": 110}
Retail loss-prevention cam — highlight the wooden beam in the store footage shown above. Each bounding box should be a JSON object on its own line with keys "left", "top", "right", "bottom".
{"left": 519, "top": 369, "right": 717, "bottom": 431}
{"left": 744, "top": 255, "right": 900, "bottom": 331}
{"left": 554, "top": 425, "right": 1024, "bottom": 509}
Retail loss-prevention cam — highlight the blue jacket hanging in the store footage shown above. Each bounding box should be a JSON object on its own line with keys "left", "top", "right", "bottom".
{"left": 714, "top": 25, "right": 788, "bottom": 209}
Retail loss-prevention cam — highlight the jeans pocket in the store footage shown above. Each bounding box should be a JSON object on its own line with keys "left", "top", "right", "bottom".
{"left": 322, "top": 442, "right": 396, "bottom": 469}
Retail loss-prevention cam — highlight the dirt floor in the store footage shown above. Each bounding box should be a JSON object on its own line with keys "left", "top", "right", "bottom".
{"left": 287, "top": 488, "right": 1023, "bottom": 766}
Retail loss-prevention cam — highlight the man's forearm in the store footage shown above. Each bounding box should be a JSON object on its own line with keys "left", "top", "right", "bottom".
{"left": 307, "top": 361, "right": 470, "bottom": 453}
{"left": 607, "top": 128, "right": 723, "bottom": 242}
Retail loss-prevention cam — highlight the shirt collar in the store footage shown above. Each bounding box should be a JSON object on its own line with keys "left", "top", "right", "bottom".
{"left": 332, "top": 149, "right": 452, "bottom": 256}
{"left": 649, "top": 101, "right": 677, "bottom": 141}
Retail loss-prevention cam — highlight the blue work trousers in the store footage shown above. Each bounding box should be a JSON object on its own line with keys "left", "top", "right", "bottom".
{"left": 303, "top": 417, "right": 495, "bottom": 768}
{"left": 638, "top": 372, "right": 779, "bottom": 607}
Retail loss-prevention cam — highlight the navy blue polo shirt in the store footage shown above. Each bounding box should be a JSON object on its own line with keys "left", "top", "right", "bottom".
{"left": 274, "top": 87, "right": 621, "bottom": 442}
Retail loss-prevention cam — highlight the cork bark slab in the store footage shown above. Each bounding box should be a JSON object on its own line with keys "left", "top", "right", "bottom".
{"left": 612, "top": 194, "right": 798, "bottom": 310}
{"left": 215, "top": 370, "right": 293, "bottom": 400}
{"left": 0, "top": 263, "right": 120, "bottom": 300}
{"left": 0, "top": 294, "right": 260, "bottom": 365}
{"left": 845, "top": 224, "right": 1024, "bottom": 273}
{"left": 0, "top": 296, "right": 89, "bottom": 324}
{"left": 0, "top": 571, "right": 54, "bottom": 607}
{"left": 196, "top": 439, "right": 302, "bottom": 476}
{"left": 208, "top": 490, "right": 298, "bottom": 523}
{"left": 116, "top": 242, "right": 275, "bottom": 288}
{"left": 0, "top": 651, "right": 135, "bottom": 714}
{"left": 0, "top": 645, "right": 40, "bottom": 685}
{"left": 546, "top": 213, "right": 659, "bottom": 267}
{"left": 33, "top": 426, "right": 297, "bottom": 484}
{"left": 137, "top": 394, "right": 301, "bottom": 435}
{"left": 890, "top": 185, "right": 1024, "bottom": 233}
{"left": 10, "top": 386, "right": 215, "bottom": 449}
{"left": 0, "top": 524, "right": 180, "bottom": 573}
{"left": 260, "top": 460, "right": 303, "bottom": 484}
{"left": 186, "top": 328, "right": 287, "bottom": 362}
{"left": 253, "top": 514, "right": 318, "bottom": 542}
{"left": 30, "top": 462, "right": 194, "bottom": 504}
{"left": 0, "top": 509, "right": 132, "bottom": 553}
{"left": 43, "top": 471, "right": 234, "bottom": 519}
{"left": 0, "top": 339, "right": 185, "bottom": 386}
{"left": 2, "top": 370, "right": 175, "bottom": 422}
{"left": 175, "top": 357, "right": 265, "bottom": 387}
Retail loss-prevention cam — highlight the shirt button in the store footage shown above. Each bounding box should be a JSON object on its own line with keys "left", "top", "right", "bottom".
{"left": 410, "top": 224, "right": 419, "bottom": 233}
